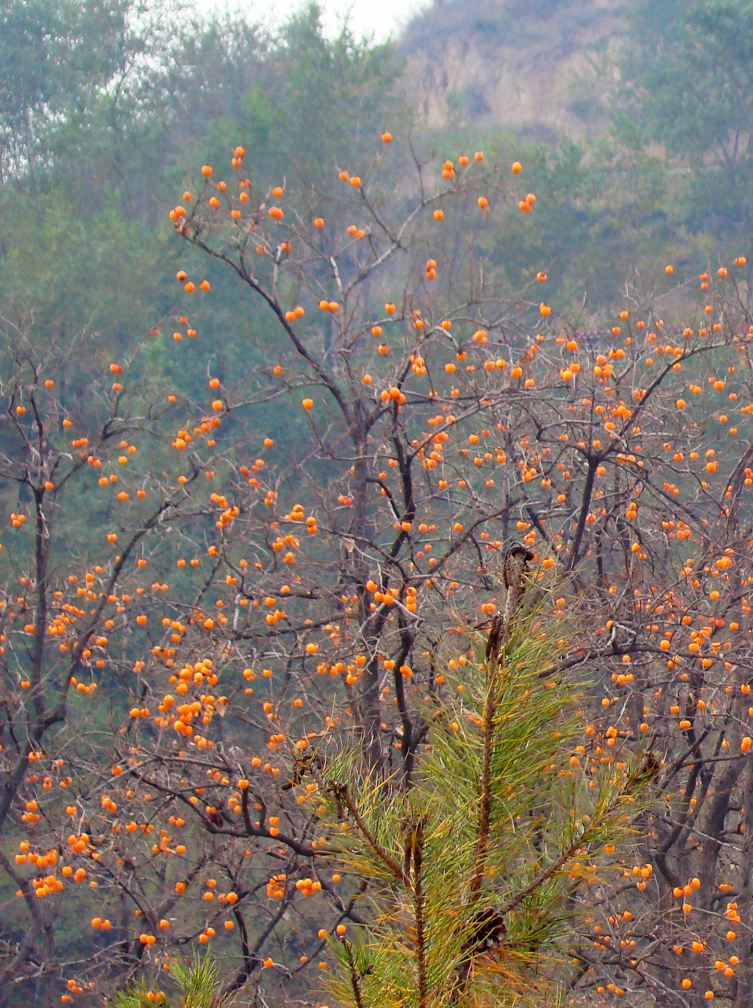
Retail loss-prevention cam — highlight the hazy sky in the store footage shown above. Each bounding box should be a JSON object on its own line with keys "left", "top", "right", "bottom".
{"left": 215, "top": 0, "right": 428, "bottom": 41}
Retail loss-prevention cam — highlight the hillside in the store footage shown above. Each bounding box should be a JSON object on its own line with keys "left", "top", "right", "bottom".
{"left": 400, "top": 0, "right": 626, "bottom": 137}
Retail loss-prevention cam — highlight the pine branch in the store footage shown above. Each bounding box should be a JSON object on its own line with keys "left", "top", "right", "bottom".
{"left": 343, "top": 940, "right": 367, "bottom": 1008}
{"left": 469, "top": 564, "right": 529, "bottom": 899}
{"left": 334, "top": 782, "right": 409, "bottom": 885}
{"left": 468, "top": 657, "right": 497, "bottom": 898}
{"left": 409, "top": 818, "right": 429, "bottom": 1008}
{"left": 498, "top": 835, "right": 584, "bottom": 919}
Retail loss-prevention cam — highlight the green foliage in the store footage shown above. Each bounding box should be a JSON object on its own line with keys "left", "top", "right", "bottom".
{"left": 109, "top": 949, "right": 228, "bottom": 1008}
{"left": 167, "top": 949, "right": 223, "bottom": 1008}
{"left": 188, "top": 4, "right": 405, "bottom": 192}
{"left": 304, "top": 594, "right": 647, "bottom": 1008}
{"left": 0, "top": 188, "right": 162, "bottom": 340}
{"left": 612, "top": 0, "right": 753, "bottom": 247}
{"left": 619, "top": 0, "right": 753, "bottom": 157}
{"left": 0, "top": 0, "right": 181, "bottom": 179}
{"left": 109, "top": 983, "right": 158, "bottom": 1008}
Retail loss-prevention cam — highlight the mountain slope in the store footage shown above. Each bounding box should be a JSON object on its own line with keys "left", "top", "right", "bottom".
{"left": 400, "top": 0, "right": 625, "bottom": 137}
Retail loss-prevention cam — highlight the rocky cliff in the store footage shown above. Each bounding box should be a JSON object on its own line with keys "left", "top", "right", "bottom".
{"left": 400, "top": 0, "right": 625, "bottom": 136}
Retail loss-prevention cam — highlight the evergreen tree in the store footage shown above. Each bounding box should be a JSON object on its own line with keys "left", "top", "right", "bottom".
{"left": 297, "top": 563, "right": 648, "bottom": 1008}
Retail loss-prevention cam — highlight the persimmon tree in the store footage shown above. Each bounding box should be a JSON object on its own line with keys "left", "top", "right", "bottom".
{"left": 164, "top": 138, "right": 753, "bottom": 1008}
{"left": 0, "top": 315, "right": 240, "bottom": 1004}
{"left": 4, "top": 129, "right": 753, "bottom": 1008}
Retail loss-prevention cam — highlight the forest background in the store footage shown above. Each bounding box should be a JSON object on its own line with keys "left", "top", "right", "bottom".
{"left": 4, "top": 1, "right": 753, "bottom": 1007}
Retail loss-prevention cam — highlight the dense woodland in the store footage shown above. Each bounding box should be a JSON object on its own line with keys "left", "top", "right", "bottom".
{"left": 3, "top": 1, "right": 753, "bottom": 1006}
